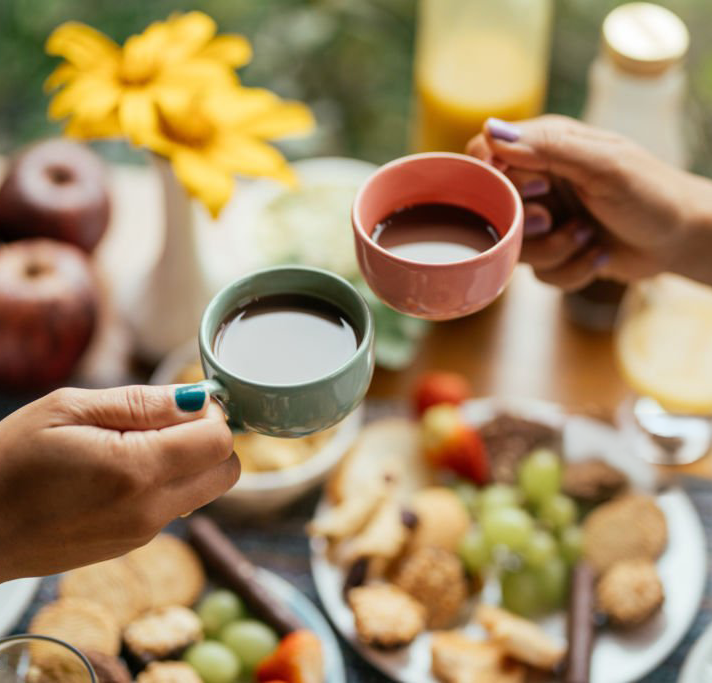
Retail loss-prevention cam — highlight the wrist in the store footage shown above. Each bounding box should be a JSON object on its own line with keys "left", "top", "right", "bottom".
{"left": 668, "top": 173, "right": 712, "bottom": 285}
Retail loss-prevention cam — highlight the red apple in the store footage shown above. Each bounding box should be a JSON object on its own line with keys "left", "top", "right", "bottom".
{"left": 0, "top": 239, "right": 99, "bottom": 389}
{"left": 0, "top": 138, "right": 110, "bottom": 252}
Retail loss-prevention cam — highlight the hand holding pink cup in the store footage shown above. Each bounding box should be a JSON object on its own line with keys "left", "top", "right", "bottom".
{"left": 351, "top": 152, "right": 524, "bottom": 320}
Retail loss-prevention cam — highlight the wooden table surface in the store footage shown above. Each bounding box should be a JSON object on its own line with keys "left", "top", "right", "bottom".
{"left": 85, "top": 163, "right": 712, "bottom": 480}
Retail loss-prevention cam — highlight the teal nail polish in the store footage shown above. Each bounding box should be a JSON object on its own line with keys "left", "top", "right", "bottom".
{"left": 175, "top": 385, "right": 206, "bottom": 412}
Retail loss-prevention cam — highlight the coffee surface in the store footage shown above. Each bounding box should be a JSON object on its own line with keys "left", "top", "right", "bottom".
{"left": 214, "top": 293, "right": 359, "bottom": 385}
{"left": 372, "top": 202, "right": 499, "bottom": 264}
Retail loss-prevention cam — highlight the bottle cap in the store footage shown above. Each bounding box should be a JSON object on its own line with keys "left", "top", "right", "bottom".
{"left": 602, "top": 2, "right": 689, "bottom": 76}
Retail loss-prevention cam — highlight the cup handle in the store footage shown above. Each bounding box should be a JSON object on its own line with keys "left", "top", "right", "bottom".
{"left": 196, "top": 378, "right": 245, "bottom": 433}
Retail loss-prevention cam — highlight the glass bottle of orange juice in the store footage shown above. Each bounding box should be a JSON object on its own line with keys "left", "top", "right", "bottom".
{"left": 412, "top": 0, "right": 553, "bottom": 153}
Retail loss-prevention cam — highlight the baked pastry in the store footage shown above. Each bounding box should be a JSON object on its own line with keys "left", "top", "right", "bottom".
{"left": 563, "top": 458, "right": 628, "bottom": 504}
{"left": 123, "top": 606, "right": 203, "bottom": 664}
{"left": 83, "top": 652, "right": 132, "bottom": 683}
{"left": 597, "top": 559, "right": 664, "bottom": 627}
{"left": 392, "top": 547, "right": 468, "bottom": 629}
{"left": 136, "top": 661, "right": 203, "bottom": 683}
{"left": 59, "top": 557, "right": 150, "bottom": 627}
{"left": 476, "top": 605, "right": 566, "bottom": 670}
{"left": 29, "top": 598, "right": 120, "bottom": 656}
{"left": 583, "top": 494, "right": 667, "bottom": 574}
{"left": 478, "top": 414, "right": 562, "bottom": 484}
{"left": 408, "top": 487, "right": 470, "bottom": 554}
{"left": 347, "top": 583, "right": 426, "bottom": 649}
{"left": 125, "top": 534, "right": 205, "bottom": 608}
{"left": 430, "top": 631, "right": 526, "bottom": 683}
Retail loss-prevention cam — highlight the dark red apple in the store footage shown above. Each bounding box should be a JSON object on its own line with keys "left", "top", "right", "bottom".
{"left": 0, "top": 239, "right": 98, "bottom": 389}
{"left": 0, "top": 138, "right": 110, "bottom": 252}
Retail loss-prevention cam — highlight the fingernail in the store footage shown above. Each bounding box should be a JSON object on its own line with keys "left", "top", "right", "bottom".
{"left": 486, "top": 118, "right": 521, "bottom": 143}
{"left": 521, "top": 178, "right": 549, "bottom": 199}
{"left": 524, "top": 212, "right": 551, "bottom": 236}
{"left": 575, "top": 225, "right": 595, "bottom": 247}
{"left": 175, "top": 385, "right": 206, "bottom": 412}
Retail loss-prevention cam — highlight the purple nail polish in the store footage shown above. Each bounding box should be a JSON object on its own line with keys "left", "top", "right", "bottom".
{"left": 521, "top": 178, "right": 549, "bottom": 199}
{"left": 594, "top": 251, "right": 610, "bottom": 269}
{"left": 574, "top": 225, "right": 595, "bottom": 247}
{"left": 524, "top": 213, "right": 551, "bottom": 236}
{"left": 487, "top": 118, "right": 521, "bottom": 143}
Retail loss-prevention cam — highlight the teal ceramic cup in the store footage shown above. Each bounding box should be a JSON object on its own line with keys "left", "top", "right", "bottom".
{"left": 198, "top": 265, "right": 375, "bottom": 437}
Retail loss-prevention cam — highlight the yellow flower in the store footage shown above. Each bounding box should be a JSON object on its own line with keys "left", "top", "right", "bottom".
{"left": 145, "top": 86, "right": 314, "bottom": 218}
{"left": 45, "top": 12, "right": 252, "bottom": 145}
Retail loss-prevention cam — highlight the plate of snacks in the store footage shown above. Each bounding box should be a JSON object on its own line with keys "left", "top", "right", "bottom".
{"left": 28, "top": 516, "right": 345, "bottom": 683}
{"left": 152, "top": 342, "right": 363, "bottom": 515}
{"left": 309, "top": 373, "right": 706, "bottom": 683}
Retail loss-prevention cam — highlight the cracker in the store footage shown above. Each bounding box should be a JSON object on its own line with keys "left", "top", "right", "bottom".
{"left": 408, "top": 487, "right": 470, "bottom": 554}
{"left": 123, "top": 606, "right": 203, "bottom": 663}
{"left": 597, "top": 559, "right": 664, "bottom": 628}
{"left": 583, "top": 494, "right": 667, "bottom": 574}
{"left": 125, "top": 534, "right": 205, "bottom": 608}
{"left": 59, "top": 557, "right": 150, "bottom": 627}
{"left": 29, "top": 598, "right": 120, "bottom": 657}
{"left": 136, "top": 661, "right": 203, "bottom": 683}
{"left": 347, "top": 583, "right": 426, "bottom": 649}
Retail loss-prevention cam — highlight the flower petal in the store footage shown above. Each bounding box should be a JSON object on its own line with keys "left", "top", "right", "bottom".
{"left": 46, "top": 22, "right": 119, "bottom": 68}
{"left": 199, "top": 35, "right": 252, "bottom": 68}
{"left": 209, "top": 132, "right": 288, "bottom": 176}
{"left": 164, "top": 11, "right": 216, "bottom": 61}
{"left": 159, "top": 58, "right": 237, "bottom": 90}
{"left": 240, "top": 101, "right": 315, "bottom": 140}
{"left": 120, "top": 23, "right": 170, "bottom": 84}
{"left": 47, "top": 74, "right": 118, "bottom": 121}
{"left": 44, "top": 63, "right": 78, "bottom": 92}
{"left": 64, "top": 112, "right": 122, "bottom": 140}
{"left": 171, "top": 148, "right": 234, "bottom": 219}
{"left": 203, "top": 87, "right": 279, "bottom": 127}
{"left": 118, "top": 90, "right": 158, "bottom": 146}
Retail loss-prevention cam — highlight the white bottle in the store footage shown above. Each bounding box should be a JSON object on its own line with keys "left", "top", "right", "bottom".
{"left": 583, "top": 2, "right": 690, "bottom": 169}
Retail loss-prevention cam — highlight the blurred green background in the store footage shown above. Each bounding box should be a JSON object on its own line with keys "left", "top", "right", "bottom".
{"left": 1, "top": 0, "right": 712, "bottom": 172}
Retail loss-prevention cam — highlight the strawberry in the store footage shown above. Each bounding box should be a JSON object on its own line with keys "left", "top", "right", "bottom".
{"left": 412, "top": 372, "right": 472, "bottom": 417}
{"left": 421, "top": 404, "right": 489, "bottom": 484}
{"left": 256, "top": 630, "right": 323, "bottom": 683}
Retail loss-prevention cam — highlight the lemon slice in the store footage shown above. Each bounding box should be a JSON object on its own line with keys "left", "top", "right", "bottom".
{"left": 616, "top": 276, "right": 712, "bottom": 414}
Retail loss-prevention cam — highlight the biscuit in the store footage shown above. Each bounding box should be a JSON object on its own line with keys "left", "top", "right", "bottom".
{"left": 347, "top": 583, "right": 426, "bottom": 649}
{"left": 392, "top": 547, "right": 468, "bottom": 629}
{"left": 309, "top": 482, "right": 386, "bottom": 541}
{"left": 430, "top": 631, "right": 526, "bottom": 683}
{"left": 29, "top": 598, "right": 120, "bottom": 657}
{"left": 136, "top": 661, "right": 203, "bottom": 683}
{"left": 125, "top": 534, "right": 205, "bottom": 608}
{"left": 59, "top": 557, "right": 150, "bottom": 627}
{"left": 563, "top": 459, "right": 629, "bottom": 505}
{"left": 476, "top": 605, "right": 566, "bottom": 670}
{"left": 597, "top": 559, "right": 664, "bottom": 627}
{"left": 124, "top": 606, "right": 203, "bottom": 663}
{"left": 408, "top": 488, "right": 470, "bottom": 554}
{"left": 583, "top": 494, "right": 667, "bottom": 574}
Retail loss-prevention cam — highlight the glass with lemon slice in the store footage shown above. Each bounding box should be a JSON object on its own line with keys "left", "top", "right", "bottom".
{"left": 615, "top": 275, "right": 712, "bottom": 464}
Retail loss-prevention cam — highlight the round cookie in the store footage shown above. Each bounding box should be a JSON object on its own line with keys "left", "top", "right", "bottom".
{"left": 408, "top": 487, "right": 471, "bottom": 554}
{"left": 136, "top": 662, "right": 203, "bottom": 683}
{"left": 597, "top": 559, "right": 664, "bottom": 627}
{"left": 583, "top": 494, "right": 667, "bottom": 575}
{"left": 29, "top": 598, "right": 120, "bottom": 657}
{"left": 59, "top": 557, "right": 150, "bottom": 627}
{"left": 124, "top": 534, "right": 205, "bottom": 608}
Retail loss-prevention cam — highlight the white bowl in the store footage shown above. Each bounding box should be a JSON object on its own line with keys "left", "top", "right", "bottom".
{"left": 151, "top": 340, "right": 363, "bottom": 516}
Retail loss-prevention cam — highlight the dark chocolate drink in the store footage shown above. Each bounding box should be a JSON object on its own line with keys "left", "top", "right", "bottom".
{"left": 213, "top": 293, "right": 360, "bottom": 385}
{"left": 372, "top": 202, "right": 499, "bottom": 264}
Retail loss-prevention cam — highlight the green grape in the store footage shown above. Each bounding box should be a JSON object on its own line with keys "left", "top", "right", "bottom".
{"left": 220, "top": 620, "right": 279, "bottom": 671}
{"left": 560, "top": 525, "right": 584, "bottom": 565}
{"left": 481, "top": 506, "right": 533, "bottom": 552}
{"left": 536, "top": 556, "right": 569, "bottom": 610}
{"left": 458, "top": 528, "right": 491, "bottom": 573}
{"left": 539, "top": 494, "right": 577, "bottom": 531}
{"left": 453, "top": 481, "right": 480, "bottom": 517}
{"left": 518, "top": 448, "right": 562, "bottom": 503}
{"left": 197, "top": 590, "right": 245, "bottom": 635}
{"left": 479, "top": 484, "right": 520, "bottom": 512}
{"left": 500, "top": 567, "right": 547, "bottom": 617}
{"left": 184, "top": 641, "right": 241, "bottom": 683}
{"left": 522, "top": 528, "right": 557, "bottom": 568}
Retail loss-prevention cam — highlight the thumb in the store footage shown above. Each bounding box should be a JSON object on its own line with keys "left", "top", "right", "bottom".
{"left": 57, "top": 384, "right": 211, "bottom": 431}
{"left": 470, "top": 115, "right": 618, "bottom": 187}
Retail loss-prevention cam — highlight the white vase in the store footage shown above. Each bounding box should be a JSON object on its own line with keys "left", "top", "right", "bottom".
{"left": 130, "top": 154, "right": 211, "bottom": 361}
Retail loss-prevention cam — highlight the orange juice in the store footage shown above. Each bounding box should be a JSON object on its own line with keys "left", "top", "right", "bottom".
{"left": 616, "top": 275, "right": 712, "bottom": 415}
{"left": 413, "top": 31, "right": 548, "bottom": 152}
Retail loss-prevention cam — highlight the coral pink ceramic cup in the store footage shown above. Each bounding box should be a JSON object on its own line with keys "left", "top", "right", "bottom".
{"left": 352, "top": 152, "right": 524, "bottom": 320}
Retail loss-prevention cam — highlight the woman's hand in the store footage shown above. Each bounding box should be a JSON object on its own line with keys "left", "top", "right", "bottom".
{"left": 0, "top": 384, "right": 238, "bottom": 582}
{"left": 468, "top": 115, "right": 712, "bottom": 290}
